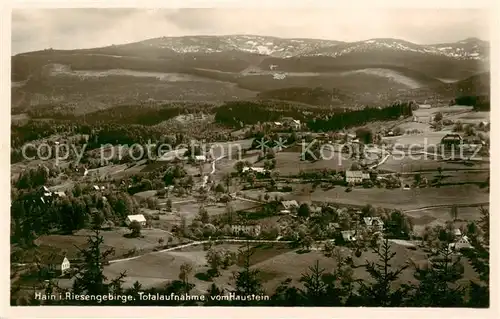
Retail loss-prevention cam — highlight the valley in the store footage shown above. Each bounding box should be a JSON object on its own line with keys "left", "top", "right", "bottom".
{"left": 10, "top": 32, "right": 491, "bottom": 308}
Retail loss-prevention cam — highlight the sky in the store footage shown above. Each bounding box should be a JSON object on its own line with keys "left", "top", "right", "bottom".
{"left": 11, "top": 8, "right": 490, "bottom": 54}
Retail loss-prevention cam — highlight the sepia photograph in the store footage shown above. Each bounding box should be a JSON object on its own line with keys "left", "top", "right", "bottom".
{"left": 7, "top": 3, "right": 493, "bottom": 312}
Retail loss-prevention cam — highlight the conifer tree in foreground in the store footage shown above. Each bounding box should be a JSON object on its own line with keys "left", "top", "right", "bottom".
{"left": 355, "top": 239, "right": 408, "bottom": 306}
{"left": 232, "top": 241, "right": 264, "bottom": 305}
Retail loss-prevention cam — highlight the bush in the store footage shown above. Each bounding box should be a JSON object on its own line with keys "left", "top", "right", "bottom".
{"left": 434, "top": 112, "right": 443, "bottom": 122}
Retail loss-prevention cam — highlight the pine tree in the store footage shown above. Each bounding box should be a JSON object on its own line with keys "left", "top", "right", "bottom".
{"left": 233, "top": 242, "right": 263, "bottom": 305}
{"left": 409, "top": 246, "right": 466, "bottom": 307}
{"left": 356, "top": 239, "right": 408, "bottom": 306}
{"left": 72, "top": 230, "right": 126, "bottom": 304}
{"left": 461, "top": 207, "right": 489, "bottom": 307}
{"left": 299, "top": 260, "right": 329, "bottom": 306}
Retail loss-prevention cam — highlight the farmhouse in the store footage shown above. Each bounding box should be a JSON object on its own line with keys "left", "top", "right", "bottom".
{"left": 449, "top": 235, "right": 473, "bottom": 251}
{"left": 441, "top": 134, "right": 463, "bottom": 146}
{"left": 126, "top": 214, "right": 147, "bottom": 227}
{"left": 282, "top": 117, "right": 301, "bottom": 130}
{"left": 231, "top": 224, "right": 261, "bottom": 237}
{"left": 345, "top": 170, "right": 371, "bottom": 184}
{"left": 281, "top": 200, "right": 299, "bottom": 210}
{"left": 363, "top": 217, "right": 384, "bottom": 231}
{"left": 37, "top": 186, "right": 52, "bottom": 197}
{"left": 273, "top": 73, "right": 287, "bottom": 80}
{"left": 341, "top": 230, "right": 357, "bottom": 242}
{"left": 194, "top": 155, "right": 207, "bottom": 162}
{"left": 419, "top": 104, "right": 432, "bottom": 109}
{"left": 53, "top": 191, "right": 66, "bottom": 197}
{"left": 242, "top": 167, "right": 268, "bottom": 174}
{"left": 290, "top": 120, "right": 301, "bottom": 130}
{"left": 44, "top": 255, "right": 71, "bottom": 276}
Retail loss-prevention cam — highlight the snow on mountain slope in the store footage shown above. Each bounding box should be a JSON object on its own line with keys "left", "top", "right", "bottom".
{"left": 300, "top": 38, "right": 488, "bottom": 61}
{"left": 430, "top": 37, "right": 488, "bottom": 60}
{"left": 138, "top": 35, "right": 342, "bottom": 58}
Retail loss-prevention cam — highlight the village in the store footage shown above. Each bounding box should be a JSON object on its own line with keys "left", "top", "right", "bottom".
{"left": 10, "top": 99, "right": 490, "bottom": 299}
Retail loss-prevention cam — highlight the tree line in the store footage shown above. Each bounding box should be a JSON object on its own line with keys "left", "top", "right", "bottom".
{"left": 452, "top": 95, "right": 490, "bottom": 111}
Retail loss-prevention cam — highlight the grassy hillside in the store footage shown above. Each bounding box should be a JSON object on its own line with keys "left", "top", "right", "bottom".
{"left": 259, "top": 51, "right": 487, "bottom": 79}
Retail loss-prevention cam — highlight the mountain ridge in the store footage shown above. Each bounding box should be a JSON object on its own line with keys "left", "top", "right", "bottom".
{"left": 16, "top": 35, "right": 488, "bottom": 61}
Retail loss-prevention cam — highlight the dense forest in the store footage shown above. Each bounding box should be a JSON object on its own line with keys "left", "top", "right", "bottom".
{"left": 453, "top": 95, "right": 490, "bottom": 111}
{"left": 307, "top": 102, "right": 413, "bottom": 132}
{"left": 214, "top": 100, "right": 414, "bottom": 131}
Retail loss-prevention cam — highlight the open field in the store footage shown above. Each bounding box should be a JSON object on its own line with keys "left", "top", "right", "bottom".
{"left": 377, "top": 156, "right": 490, "bottom": 172}
{"left": 382, "top": 130, "right": 452, "bottom": 146}
{"left": 254, "top": 242, "right": 479, "bottom": 292}
{"left": 34, "top": 227, "right": 175, "bottom": 260}
{"left": 447, "top": 111, "right": 490, "bottom": 125}
{"left": 103, "top": 243, "right": 244, "bottom": 291}
{"left": 99, "top": 241, "right": 480, "bottom": 293}
{"left": 293, "top": 184, "right": 488, "bottom": 211}
{"left": 274, "top": 151, "right": 354, "bottom": 175}
{"left": 394, "top": 121, "right": 432, "bottom": 133}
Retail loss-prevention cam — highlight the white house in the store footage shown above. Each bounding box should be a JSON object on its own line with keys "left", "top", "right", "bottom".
{"left": 280, "top": 200, "right": 299, "bottom": 213}
{"left": 449, "top": 235, "right": 473, "bottom": 251}
{"left": 341, "top": 230, "right": 357, "bottom": 242}
{"left": 194, "top": 155, "right": 207, "bottom": 162}
{"left": 59, "top": 257, "right": 71, "bottom": 275}
{"left": 345, "top": 171, "right": 370, "bottom": 184}
{"left": 281, "top": 117, "right": 301, "bottom": 130}
{"left": 242, "top": 167, "right": 268, "bottom": 174}
{"left": 419, "top": 104, "right": 432, "bottom": 109}
{"left": 40, "top": 186, "right": 52, "bottom": 197}
{"left": 273, "top": 73, "right": 287, "bottom": 80}
{"left": 46, "top": 255, "right": 71, "bottom": 275}
{"left": 54, "top": 191, "right": 66, "bottom": 197}
{"left": 290, "top": 120, "right": 301, "bottom": 130}
{"left": 231, "top": 225, "right": 261, "bottom": 237}
{"left": 363, "top": 217, "right": 384, "bottom": 231}
{"left": 126, "top": 214, "right": 147, "bottom": 227}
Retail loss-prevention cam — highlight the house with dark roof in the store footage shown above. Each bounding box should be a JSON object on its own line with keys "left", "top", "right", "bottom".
{"left": 363, "top": 217, "right": 384, "bottom": 231}
{"left": 43, "top": 255, "right": 71, "bottom": 275}
{"left": 345, "top": 171, "right": 370, "bottom": 184}
{"left": 441, "top": 134, "right": 463, "bottom": 146}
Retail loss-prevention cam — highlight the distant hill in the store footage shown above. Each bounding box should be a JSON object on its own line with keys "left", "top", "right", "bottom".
{"left": 13, "top": 35, "right": 488, "bottom": 81}
{"left": 391, "top": 72, "right": 490, "bottom": 105}
{"left": 11, "top": 35, "right": 490, "bottom": 114}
